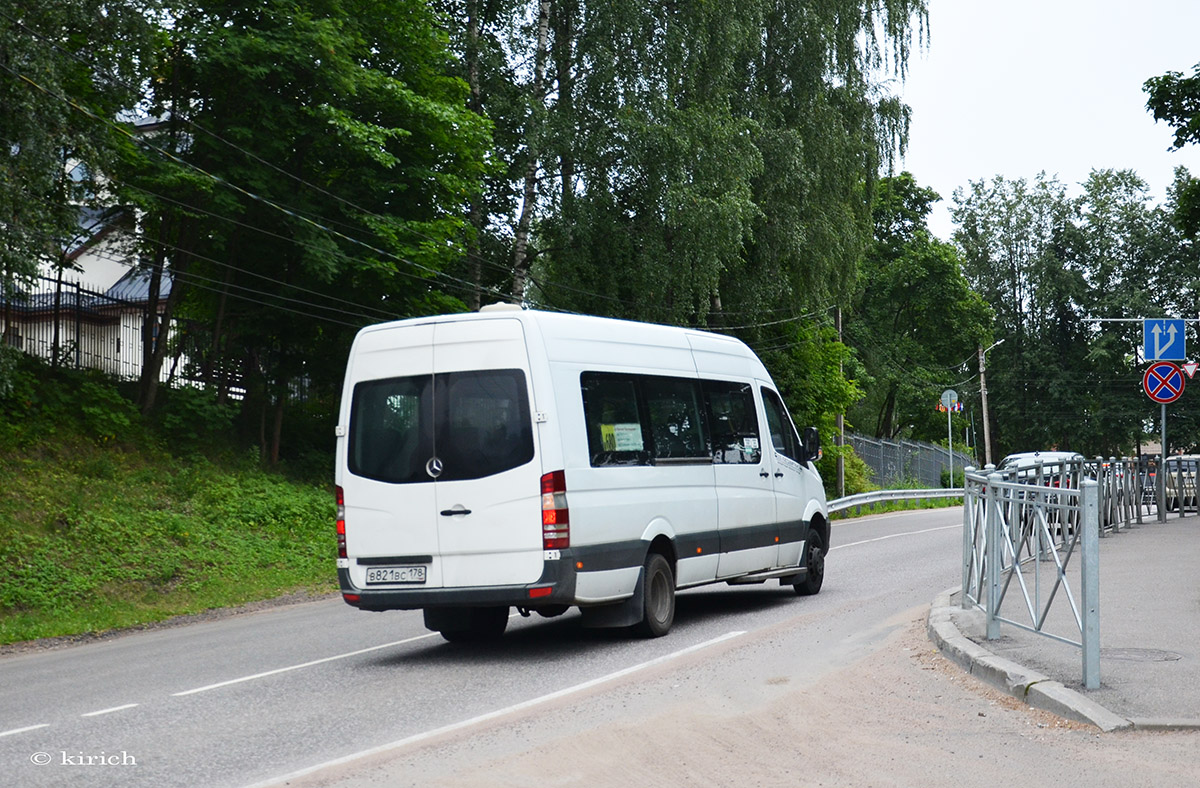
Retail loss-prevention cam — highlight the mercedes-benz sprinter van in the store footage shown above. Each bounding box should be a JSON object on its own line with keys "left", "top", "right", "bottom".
{"left": 334, "top": 305, "right": 830, "bottom": 641}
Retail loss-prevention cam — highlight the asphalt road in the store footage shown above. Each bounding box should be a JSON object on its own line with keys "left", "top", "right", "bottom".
{"left": 0, "top": 507, "right": 965, "bottom": 787}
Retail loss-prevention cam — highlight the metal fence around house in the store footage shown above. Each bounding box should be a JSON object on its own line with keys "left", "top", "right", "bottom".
{"left": 1, "top": 275, "right": 188, "bottom": 384}
{"left": 847, "top": 432, "right": 975, "bottom": 489}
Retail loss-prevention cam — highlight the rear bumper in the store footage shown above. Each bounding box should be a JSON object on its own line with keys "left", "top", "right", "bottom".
{"left": 338, "top": 558, "right": 577, "bottom": 610}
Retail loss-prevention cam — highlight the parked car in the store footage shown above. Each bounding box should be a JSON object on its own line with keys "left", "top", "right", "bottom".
{"left": 997, "top": 451, "right": 1085, "bottom": 486}
{"left": 1163, "top": 455, "right": 1200, "bottom": 512}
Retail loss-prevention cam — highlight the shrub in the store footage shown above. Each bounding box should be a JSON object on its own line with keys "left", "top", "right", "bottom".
{"left": 157, "top": 385, "right": 238, "bottom": 450}
{"left": 76, "top": 379, "right": 138, "bottom": 444}
{"left": 940, "top": 467, "right": 966, "bottom": 488}
{"left": 817, "top": 442, "right": 877, "bottom": 497}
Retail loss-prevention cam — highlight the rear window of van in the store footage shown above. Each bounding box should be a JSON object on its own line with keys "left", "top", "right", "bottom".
{"left": 349, "top": 369, "right": 534, "bottom": 484}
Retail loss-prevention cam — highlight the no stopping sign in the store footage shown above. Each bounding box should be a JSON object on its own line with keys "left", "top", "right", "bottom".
{"left": 1144, "top": 361, "right": 1185, "bottom": 404}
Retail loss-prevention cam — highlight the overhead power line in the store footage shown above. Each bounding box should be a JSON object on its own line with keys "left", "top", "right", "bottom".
{"left": 0, "top": 59, "right": 512, "bottom": 305}
{"left": 0, "top": 21, "right": 849, "bottom": 335}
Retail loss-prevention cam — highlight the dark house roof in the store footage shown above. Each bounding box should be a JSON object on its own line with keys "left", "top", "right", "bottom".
{"left": 105, "top": 266, "right": 174, "bottom": 303}
{"left": 63, "top": 205, "right": 130, "bottom": 259}
{"left": 0, "top": 268, "right": 173, "bottom": 324}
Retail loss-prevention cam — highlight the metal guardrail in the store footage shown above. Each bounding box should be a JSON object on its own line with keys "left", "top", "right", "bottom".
{"left": 828, "top": 487, "right": 961, "bottom": 515}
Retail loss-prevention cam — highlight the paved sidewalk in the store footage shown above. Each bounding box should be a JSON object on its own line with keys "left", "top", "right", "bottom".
{"left": 928, "top": 512, "right": 1200, "bottom": 732}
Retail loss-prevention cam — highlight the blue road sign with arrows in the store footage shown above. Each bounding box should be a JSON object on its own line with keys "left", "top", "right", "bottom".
{"left": 1144, "top": 319, "right": 1186, "bottom": 361}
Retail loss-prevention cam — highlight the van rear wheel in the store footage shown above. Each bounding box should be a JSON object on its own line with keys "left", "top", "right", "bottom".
{"left": 633, "top": 553, "right": 675, "bottom": 638}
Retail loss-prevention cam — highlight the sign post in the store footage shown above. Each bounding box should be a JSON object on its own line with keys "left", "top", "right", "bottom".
{"left": 1143, "top": 361, "right": 1186, "bottom": 522}
{"left": 1161, "top": 402, "right": 1167, "bottom": 522}
{"left": 940, "top": 389, "right": 958, "bottom": 488}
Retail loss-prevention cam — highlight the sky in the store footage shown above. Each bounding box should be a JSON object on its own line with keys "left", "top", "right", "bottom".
{"left": 897, "top": 0, "right": 1200, "bottom": 239}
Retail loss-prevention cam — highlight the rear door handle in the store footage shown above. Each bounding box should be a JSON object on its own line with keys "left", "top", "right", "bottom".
{"left": 440, "top": 508, "right": 472, "bottom": 517}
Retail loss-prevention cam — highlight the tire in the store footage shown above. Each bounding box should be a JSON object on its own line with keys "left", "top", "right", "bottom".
{"left": 436, "top": 607, "right": 509, "bottom": 643}
{"left": 632, "top": 553, "right": 675, "bottom": 638}
{"left": 795, "top": 527, "right": 825, "bottom": 596}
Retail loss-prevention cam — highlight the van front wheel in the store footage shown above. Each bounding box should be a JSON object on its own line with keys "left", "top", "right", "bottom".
{"left": 795, "top": 528, "right": 825, "bottom": 596}
{"left": 633, "top": 553, "right": 675, "bottom": 638}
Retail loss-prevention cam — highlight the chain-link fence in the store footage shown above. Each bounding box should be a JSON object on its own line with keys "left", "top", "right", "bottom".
{"left": 847, "top": 433, "right": 975, "bottom": 489}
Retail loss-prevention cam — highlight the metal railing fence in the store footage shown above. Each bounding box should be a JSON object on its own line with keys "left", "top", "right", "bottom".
{"left": 1163, "top": 456, "right": 1199, "bottom": 517}
{"left": 960, "top": 457, "right": 1144, "bottom": 690}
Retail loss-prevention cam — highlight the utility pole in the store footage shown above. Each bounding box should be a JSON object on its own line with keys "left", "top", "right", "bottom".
{"left": 979, "top": 345, "right": 992, "bottom": 466}
{"left": 835, "top": 307, "right": 845, "bottom": 498}
{"left": 979, "top": 339, "right": 1004, "bottom": 466}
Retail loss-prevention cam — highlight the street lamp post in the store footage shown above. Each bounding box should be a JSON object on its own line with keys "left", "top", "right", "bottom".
{"left": 979, "top": 339, "right": 1005, "bottom": 466}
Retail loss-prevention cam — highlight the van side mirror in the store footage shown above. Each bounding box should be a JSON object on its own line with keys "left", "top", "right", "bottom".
{"left": 802, "top": 427, "right": 820, "bottom": 462}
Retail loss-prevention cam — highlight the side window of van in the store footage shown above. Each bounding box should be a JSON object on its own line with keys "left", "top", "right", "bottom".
{"left": 703, "top": 381, "right": 762, "bottom": 464}
{"left": 582, "top": 373, "right": 709, "bottom": 465}
{"left": 761, "top": 387, "right": 803, "bottom": 464}
{"left": 582, "top": 373, "right": 650, "bottom": 466}
{"left": 642, "top": 377, "right": 708, "bottom": 460}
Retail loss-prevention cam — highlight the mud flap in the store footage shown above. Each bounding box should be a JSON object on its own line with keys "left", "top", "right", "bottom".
{"left": 578, "top": 567, "right": 645, "bottom": 629}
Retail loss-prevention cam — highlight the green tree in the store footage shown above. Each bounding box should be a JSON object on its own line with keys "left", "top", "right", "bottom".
{"left": 0, "top": 1, "right": 154, "bottom": 334}
{"left": 504, "top": 0, "right": 929, "bottom": 326}
{"left": 952, "top": 170, "right": 1191, "bottom": 457}
{"left": 139, "top": 0, "right": 491, "bottom": 459}
{"left": 952, "top": 174, "right": 1084, "bottom": 454}
{"left": 847, "top": 173, "right": 991, "bottom": 442}
{"left": 1145, "top": 63, "right": 1200, "bottom": 236}
{"left": 436, "top": 0, "right": 527, "bottom": 310}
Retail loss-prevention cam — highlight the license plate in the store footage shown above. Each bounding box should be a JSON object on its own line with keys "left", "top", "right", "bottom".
{"left": 365, "top": 565, "right": 427, "bottom": 585}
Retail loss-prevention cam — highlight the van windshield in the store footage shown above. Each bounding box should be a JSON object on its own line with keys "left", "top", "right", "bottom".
{"left": 349, "top": 369, "right": 534, "bottom": 484}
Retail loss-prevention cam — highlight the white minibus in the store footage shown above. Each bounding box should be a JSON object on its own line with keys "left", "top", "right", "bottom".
{"left": 334, "top": 305, "right": 830, "bottom": 641}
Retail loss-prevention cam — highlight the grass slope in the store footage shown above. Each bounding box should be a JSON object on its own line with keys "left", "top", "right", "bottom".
{"left": 0, "top": 355, "right": 335, "bottom": 645}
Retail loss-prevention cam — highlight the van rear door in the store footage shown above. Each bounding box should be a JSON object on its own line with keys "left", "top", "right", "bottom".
{"left": 343, "top": 325, "right": 439, "bottom": 587}
{"left": 343, "top": 318, "right": 542, "bottom": 590}
{"left": 429, "top": 318, "right": 542, "bottom": 587}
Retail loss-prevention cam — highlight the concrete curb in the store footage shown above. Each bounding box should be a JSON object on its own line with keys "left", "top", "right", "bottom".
{"left": 927, "top": 588, "right": 1132, "bottom": 732}
{"left": 1127, "top": 718, "right": 1200, "bottom": 731}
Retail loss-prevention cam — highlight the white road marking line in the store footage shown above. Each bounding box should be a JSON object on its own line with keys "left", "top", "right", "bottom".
{"left": 0, "top": 724, "right": 49, "bottom": 738}
{"left": 240, "top": 630, "right": 747, "bottom": 788}
{"left": 81, "top": 703, "right": 139, "bottom": 717}
{"left": 832, "top": 524, "right": 960, "bottom": 550}
{"left": 172, "top": 632, "right": 439, "bottom": 697}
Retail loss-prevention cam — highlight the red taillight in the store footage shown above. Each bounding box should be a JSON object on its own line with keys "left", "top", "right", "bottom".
{"left": 335, "top": 485, "right": 347, "bottom": 559}
{"left": 343, "top": 593, "right": 360, "bottom": 606}
{"left": 541, "top": 470, "right": 569, "bottom": 549}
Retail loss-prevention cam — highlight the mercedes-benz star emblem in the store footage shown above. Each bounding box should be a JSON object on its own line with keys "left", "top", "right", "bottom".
{"left": 425, "top": 457, "right": 444, "bottom": 479}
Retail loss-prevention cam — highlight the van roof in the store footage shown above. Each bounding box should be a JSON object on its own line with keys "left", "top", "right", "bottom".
{"left": 353, "top": 308, "right": 769, "bottom": 381}
{"left": 357, "top": 308, "right": 750, "bottom": 347}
